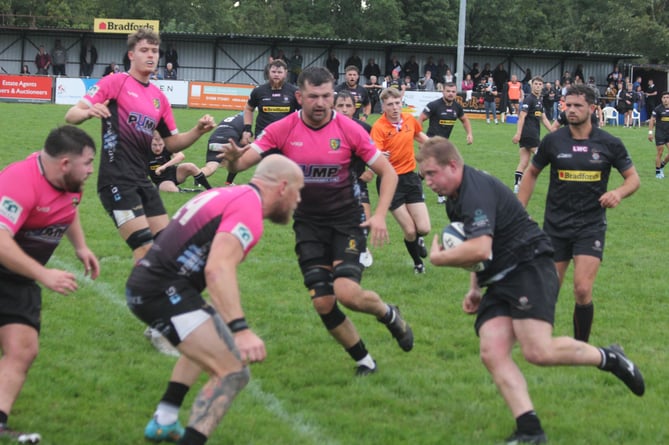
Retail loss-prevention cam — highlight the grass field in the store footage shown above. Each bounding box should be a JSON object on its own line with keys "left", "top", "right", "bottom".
{"left": 0, "top": 102, "right": 666, "bottom": 445}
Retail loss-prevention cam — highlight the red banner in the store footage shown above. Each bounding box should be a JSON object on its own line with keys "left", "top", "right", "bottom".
{"left": 0, "top": 75, "right": 52, "bottom": 102}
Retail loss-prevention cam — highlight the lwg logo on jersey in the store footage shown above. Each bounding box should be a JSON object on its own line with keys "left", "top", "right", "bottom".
{"left": 127, "top": 112, "right": 157, "bottom": 135}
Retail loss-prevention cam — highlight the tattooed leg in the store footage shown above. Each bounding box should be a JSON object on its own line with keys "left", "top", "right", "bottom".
{"left": 186, "top": 368, "right": 250, "bottom": 437}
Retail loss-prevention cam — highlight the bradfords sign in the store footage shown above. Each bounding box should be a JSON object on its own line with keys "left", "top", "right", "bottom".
{"left": 94, "top": 19, "right": 160, "bottom": 34}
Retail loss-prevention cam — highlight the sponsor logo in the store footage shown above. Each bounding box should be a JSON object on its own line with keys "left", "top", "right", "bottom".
{"left": 557, "top": 170, "right": 601, "bottom": 182}
{"left": 261, "top": 106, "right": 291, "bottom": 113}
{"left": 0, "top": 196, "right": 22, "bottom": 224}
{"left": 572, "top": 145, "right": 588, "bottom": 153}
{"left": 231, "top": 223, "right": 254, "bottom": 250}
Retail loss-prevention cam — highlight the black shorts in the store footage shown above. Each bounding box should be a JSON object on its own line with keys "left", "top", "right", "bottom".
{"left": 98, "top": 181, "right": 167, "bottom": 228}
{"left": 377, "top": 172, "right": 424, "bottom": 211}
{"left": 206, "top": 149, "right": 223, "bottom": 164}
{"left": 549, "top": 230, "right": 606, "bottom": 262}
{"left": 359, "top": 180, "right": 370, "bottom": 205}
{"left": 655, "top": 131, "right": 669, "bottom": 147}
{"left": 519, "top": 136, "right": 540, "bottom": 149}
{"left": 294, "top": 218, "right": 365, "bottom": 281}
{"left": 0, "top": 279, "right": 42, "bottom": 332}
{"left": 474, "top": 254, "right": 558, "bottom": 335}
{"left": 152, "top": 166, "right": 179, "bottom": 186}
{"left": 126, "top": 282, "right": 215, "bottom": 346}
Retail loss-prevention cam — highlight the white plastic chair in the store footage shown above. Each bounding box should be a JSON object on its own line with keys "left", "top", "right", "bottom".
{"left": 602, "top": 106, "right": 619, "bottom": 126}
{"left": 631, "top": 108, "right": 641, "bottom": 127}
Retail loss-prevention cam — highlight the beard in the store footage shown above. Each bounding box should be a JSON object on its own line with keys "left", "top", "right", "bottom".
{"left": 63, "top": 172, "right": 84, "bottom": 193}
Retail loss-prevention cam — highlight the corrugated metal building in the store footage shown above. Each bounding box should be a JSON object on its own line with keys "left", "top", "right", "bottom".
{"left": 0, "top": 27, "right": 643, "bottom": 91}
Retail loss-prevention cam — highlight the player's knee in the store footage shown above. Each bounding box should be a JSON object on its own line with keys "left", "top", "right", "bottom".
{"left": 303, "top": 267, "right": 333, "bottom": 298}
{"left": 521, "top": 344, "right": 553, "bottom": 366}
{"left": 125, "top": 227, "right": 154, "bottom": 251}
{"left": 318, "top": 302, "right": 347, "bottom": 330}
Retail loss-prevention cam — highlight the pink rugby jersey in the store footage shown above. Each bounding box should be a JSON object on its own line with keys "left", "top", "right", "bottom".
{"left": 127, "top": 185, "right": 264, "bottom": 293}
{"left": 82, "top": 73, "right": 178, "bottom": 189}
{"left": 252, "top": 111, "right": 381, "bottom": 223}
{"left": 0, "top": 152, "right": 83, "bottom": 279}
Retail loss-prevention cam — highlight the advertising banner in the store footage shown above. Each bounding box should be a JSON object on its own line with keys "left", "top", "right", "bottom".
{"left": 54, "top": 77, "right": 99, "bottom": 105}
{"left": 94, "top": 18, "right": 160, "bottom": 34}
{"left": 188, "top": 82, "right": 254, "bottom": 110}
{"left": 0, "top": 75, "right": 52, "bottom": 103}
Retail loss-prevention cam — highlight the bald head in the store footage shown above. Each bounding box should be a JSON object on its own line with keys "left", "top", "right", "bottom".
{"left": 252, "top": 154, "right": 303, "bottom": 185}
{"left": 251, "top": 154, "right": 304, "bottom": 224}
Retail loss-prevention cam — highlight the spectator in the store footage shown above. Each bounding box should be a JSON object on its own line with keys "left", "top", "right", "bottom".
{"left": 420, "top": 70, "right": 436, "bottom": 92}
{"left": 605, "top": 81, "right": 617, "bottom": 107}
{"left": 480, "top": 63, "right": 493, "bottom": 80}
{"left": 345, "top": 52, "right": 362, "bottom": 72}
{"left": 288, "top": 48, "right": 303, "bottom": 84}
{"left": 34, "top": 45, "right": 51, "bottom": 75}
{"left": 645, "top": 79, "right": 658, "bottom": 119}
{"left": 632, "top": 76, "right": 642, "bottom": 91}
{"left": 483, "top": 76, "right": 499, "bottom": 124}
{"left": 424, "top": 56, "right": 437, "bottom": 78}
{"left": 468, "top": 62, "right": 481, "bottom": 84}
{"left": 275, "top": 48, "right": 288, "bottom": 64}
{"left": 461, "top": 73, "right": 474, "bottom": 102}
{"left": 521, "top": 68, "right": 532, "bottom": 94}
{"left": 164, "top": 43, "right": 179, "bottom": 68}
{"left": 574, "top": 63, "right": 585, "bottom": 83}
{"left": 553, "top": 79, "right": 563, "bottom": 117}
{"left": 606, "top": 65, "right": 622, "bottom": 85}
{"left": 364, "top": 74, "right": 383, "bottom": 113}
{"left": 402, "top": 75, "right": 416, "bottom": 91}
{"left": 444, "top": 68, "right": 455, "bottom": 84}
{"left": 20, "top": 64, "right": 30, "bottom": 75}
{"left": 492, "top": 63, "right": 509, "bottom": 94}
{"left": 102, "top": 62, "right": 118, "bottom": 76}
{"left": 163, "top": 62, "right": 177, "bottom": 80}
{"left": 325, "top": 51, "right": 340, "bottom": 82}
{"left": 542, "top": 81, "right": 556, "bottom": 121}
{"left": 506, "top": 74, "right": 523, "bottom": 115}
{"left": 363, "top": 58, "right": 381, "bottom": 83}
{"left": 386, "top": 55, "right": 401, "bottom": 77}
{"left": 51, "top": 39, "right": 67, "bottom": 76}
{"left": 403, "top": 55, "right": 419, "bottom": 83}
{"left": 388, "top": 68, "right": 402, "bottom": 90}
{"left": 434, "top": 58, "right": 448, "bottom": 84}
{"left": 561, "top": 70, "right": 573, "bottom": 85}
{"left": 79, "top": 38, "right": 97, "bottom": 77}
{"left": 149, "top": 66, "right": 162, "bottom": 80}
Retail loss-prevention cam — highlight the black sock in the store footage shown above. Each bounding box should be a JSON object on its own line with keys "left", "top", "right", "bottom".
{"left": 598, "top": 347, "right": 619, "bottom": 371}
{"left": 346, "top": 340, "right": 369, "bottom": 361}
{"left": 194, "top": 172, "right": 212, "bottom": 190}
{"left": 225, "top": 172, "right": 237, "bottom": 184}
{"left": 180, "top": 427, "right": 208, "bottom": 445}
{"left": 404, "top": 238, "right": 422, "bottom": 265}
{"left": 661, "top": 161, "right": 667, "bottom": 169}
{"left": 573, "top": 303, "right": 594, "bottom": 342}
{"left": 514, "top": 171, "right": 523, "bottom": 185}
{"left": 516, "top": 410, "right": 543, "bottom": 435}
{"left": 0, "top": 410, "right": 7, "bottom": 424}
{"left": 161, "top": 381, "right": 190, "bottom": 407}
{"left": 657, "top": 167, "right": 662, "bottom": 174}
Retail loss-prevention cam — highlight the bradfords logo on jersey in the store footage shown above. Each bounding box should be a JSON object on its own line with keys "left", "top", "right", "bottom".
{"left": 329, "top": 139, "right": 341, "bottom": 151}
{"left": 0, "top": 196, "right": 22, "bottom": 224}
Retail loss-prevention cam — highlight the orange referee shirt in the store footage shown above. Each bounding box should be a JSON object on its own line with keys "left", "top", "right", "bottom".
{"left": 371, "top": 112, "right": 422, "bottom": 175}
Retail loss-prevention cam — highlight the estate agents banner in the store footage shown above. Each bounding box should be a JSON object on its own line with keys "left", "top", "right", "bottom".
{"left": 0, "top": 75, "right": 52, "bottom": 103}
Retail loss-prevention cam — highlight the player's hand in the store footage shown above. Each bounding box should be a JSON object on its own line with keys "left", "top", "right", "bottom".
{"left": 360, "top": 214, "right": 389, "bottom": 248}
{"left": 234, "top": 329, "right": 266, "bottom": 364}
{"left": 155, "top": 167, "right": 163, "bottom": 175}
{"left": 462, "top": 288, "right": 481, "bottom": 314}
{"left": 648, "top": 134, "right": 654, "bottom": 142}
{"left": 87, "top": 101, "right": 111, "bottom": 119}
{"left": 599, "top": 189, "right": 623, "bottom": 208}
{"left": 512, "top": 134, "right": 520, "bottom": 144}
{"left": 40, "top": 269, "right": 78, "bottom": 295}
{"left": 76, "top": 247, "right": 100, "bottom": 280}
{"left": 222, "top": 138, "right": 249, "bottom": 163}
{"left": 359, "top": 170, "right": 374, "bottom": 183}
{"left": 466, "top": 134, "right": 473, "bottom": 145}
{"left": 197, "top": 114, "right": 216, "bottom": 133}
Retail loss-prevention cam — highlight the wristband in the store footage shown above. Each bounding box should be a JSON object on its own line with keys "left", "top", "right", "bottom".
{"left": 243, "top": 124, "right": 253, "bottom": 135}
{"left": 228, "top": 317, "right": 249, "bottom": 333}
{"left": 649, "top": 130, "right": 653, "bottom": 134}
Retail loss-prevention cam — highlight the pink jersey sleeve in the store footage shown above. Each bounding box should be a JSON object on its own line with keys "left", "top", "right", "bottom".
{"left": 0, "top": 159, "right": 37, "bottom": 235}
{"left": 216, "top": 188, "right": 264, "bottom": 256}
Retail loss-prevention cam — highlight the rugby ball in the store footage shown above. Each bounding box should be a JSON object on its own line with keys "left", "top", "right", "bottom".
{"left": 441, "top": 222, "right": 490, "bottom": 272}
